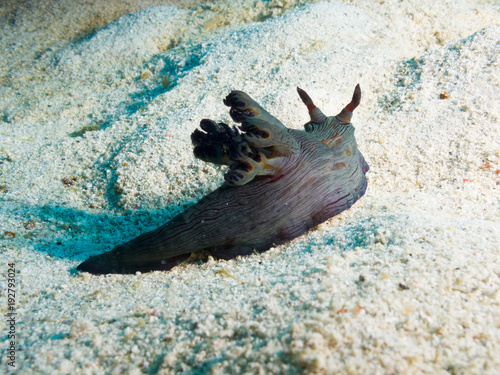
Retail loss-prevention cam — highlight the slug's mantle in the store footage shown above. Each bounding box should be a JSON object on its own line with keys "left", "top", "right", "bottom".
{"left": 77, "top": 85, "right": 369, "bottom": 274}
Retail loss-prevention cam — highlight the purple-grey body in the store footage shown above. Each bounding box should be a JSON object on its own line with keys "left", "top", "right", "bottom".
{"left": 77, "top": 85, "right": 369, "bottom": 274}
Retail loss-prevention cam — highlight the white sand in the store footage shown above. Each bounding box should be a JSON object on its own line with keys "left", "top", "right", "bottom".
{"left": 1, "top": 0, "right": 500, "bottom": 373}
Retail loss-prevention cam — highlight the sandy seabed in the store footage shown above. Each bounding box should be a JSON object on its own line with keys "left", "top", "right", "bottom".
{"left": 1, "top": 0, "right": 500, "bottom": 373}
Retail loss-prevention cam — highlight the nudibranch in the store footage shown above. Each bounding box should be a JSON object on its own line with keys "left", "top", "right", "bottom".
{"left": 77, "top": 85, "right": 369, "bottom": 274}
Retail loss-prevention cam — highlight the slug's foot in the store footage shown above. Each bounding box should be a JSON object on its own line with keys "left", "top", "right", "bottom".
{"left": 77, "top": 251, "right": 191, "bottom": 274}
{"left": 360, "top": 154, "right": 370, "bottom": 173}
{"left": 210, "top": 245, "right": 255, "bottom": 260}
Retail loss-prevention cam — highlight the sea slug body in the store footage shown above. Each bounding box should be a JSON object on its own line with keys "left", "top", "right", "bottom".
{"left": 77, "top": 85, "right": 369, "bottom": 274}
